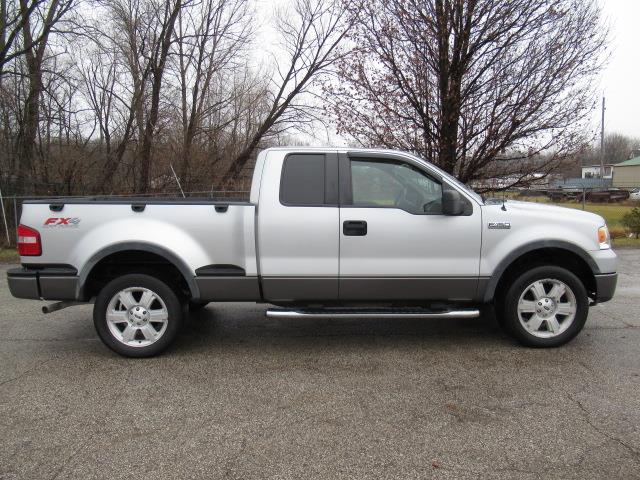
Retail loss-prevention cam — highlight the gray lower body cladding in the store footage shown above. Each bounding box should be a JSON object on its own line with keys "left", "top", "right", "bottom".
{"left": 259, "top": 276, "right": 487, "bottom": 303}
{"left": 261, "top": 277, "right": 337, "bottom": 302}
{"left": 594, "top": 273, "right": 617, "bottom": 302}
{"left": 10, "top": 268, "right": 614, "bottom": 304}
{"left": 195, "top": 276, "right": 260, "bottom": 301}
{"left": 340, "top": 277, "right": 484, "bottom": 302}
{"left": 7, "top": 267, "right": 79, "bottom": 300}
{"left": 9, "top": 270, "right": 488, "bottom": 303}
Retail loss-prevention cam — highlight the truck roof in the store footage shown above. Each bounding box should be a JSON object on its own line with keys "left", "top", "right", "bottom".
{"left": 261, "top": 146, "right": 415, "bottom": 156}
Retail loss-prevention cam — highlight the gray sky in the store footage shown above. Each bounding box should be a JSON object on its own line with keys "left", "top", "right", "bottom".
{"left": 599, "top": 0, "right": 640, "bottom": 139}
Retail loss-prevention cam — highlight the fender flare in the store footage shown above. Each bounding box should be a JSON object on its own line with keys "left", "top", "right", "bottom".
{"left": 483, "top": 240, "right": 599, "bottom": 303}
{"left": 78, "top": 242, "right": 199, "bottom": 300}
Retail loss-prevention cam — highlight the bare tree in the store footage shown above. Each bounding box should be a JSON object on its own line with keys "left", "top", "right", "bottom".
{"left": 326, "top": 0, "right": 608, "bottom": 189}
{"left": 135, "top": 0, "right": 188, "bottom": 193}
{"left": 0, "top": 0, "right": 73, "bottom": 77}
{"left": 13, "top": 0, "right": 76, "bottom": 191}
{"left": 578, "top": 131, "right": 640, "bottom": 169}
{"left": 38, "top": 56, "right": 95, "bottom": 194}
{"left": 99, "top": 0, "right": 157, "bottom": 192}
{"left": 79, "top": 46, "right": 133, "bottom": 191}
{"left": 86, "top": 0, "right": 189, "bottom": 193}
{"left": 172, "top": 0, "right": 251, "bottom": 189}
{"left": 219, "top": 0, "right": 353, "bottom": 184}
{"left": 80, "top": 0, "right": 170, "bottom": 193}
{"left": 602, "top": 133, "right": 640, "bottom": 164}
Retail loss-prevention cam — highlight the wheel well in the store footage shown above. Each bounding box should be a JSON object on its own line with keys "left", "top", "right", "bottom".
{"left": 82, "top": 250, "right": 192, "bottom": 301}
{"left": 493, "top": 248, "right": 596, "bottom": 301}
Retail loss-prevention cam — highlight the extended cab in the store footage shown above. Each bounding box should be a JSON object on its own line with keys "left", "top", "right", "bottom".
{"left": 7, "top": 148, "right": 618, "bottom": 356}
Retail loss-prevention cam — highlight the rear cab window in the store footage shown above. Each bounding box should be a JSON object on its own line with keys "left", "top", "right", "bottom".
{"left": 280, "top": 153, "right": 338, "bottom": 206}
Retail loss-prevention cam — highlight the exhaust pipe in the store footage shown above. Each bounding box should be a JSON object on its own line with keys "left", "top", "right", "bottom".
{"left": 42, "top": 301, "right": 86, "bottom": 314}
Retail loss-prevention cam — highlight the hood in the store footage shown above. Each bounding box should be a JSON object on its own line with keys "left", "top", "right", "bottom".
{"left": 498, "top": 200, "right": 605, "bottom": 225}
{"left": 481, "top": 200, "right": 607, "bottom": 253}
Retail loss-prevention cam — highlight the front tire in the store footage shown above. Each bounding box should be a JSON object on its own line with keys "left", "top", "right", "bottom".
{"left": 499, "top": 266, "right": 588, "bottom": 347}
{"left": 93, "top": 274, "right": 183, "bottom": 357}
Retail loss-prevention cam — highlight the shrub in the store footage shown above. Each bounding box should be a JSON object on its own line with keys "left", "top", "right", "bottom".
{"left": 621, "top": 207, "right": 640, "bottom": 238}
{"left": 609, "top": 226, "right": 627, "bottom": 239}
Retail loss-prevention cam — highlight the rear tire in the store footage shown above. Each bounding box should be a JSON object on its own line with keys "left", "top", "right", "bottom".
{"left": 93, "top": 273, "right": 183, "bottom": 357}
{"left": 499, "top": 266, "right": 588, "bottom": 347}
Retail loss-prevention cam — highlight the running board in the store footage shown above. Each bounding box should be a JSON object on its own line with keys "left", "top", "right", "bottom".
{"left": 265, "top": 307, "right": 480, "bottom": 320}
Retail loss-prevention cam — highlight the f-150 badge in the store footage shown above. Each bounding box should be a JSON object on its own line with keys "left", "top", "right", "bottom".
{"left": 488, "top": 222, "right": 511, "bottom": 229}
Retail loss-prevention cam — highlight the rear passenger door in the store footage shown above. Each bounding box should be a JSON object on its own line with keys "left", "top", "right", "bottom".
{"left": 258, "top": 151, "right": 340, "bottom": 301}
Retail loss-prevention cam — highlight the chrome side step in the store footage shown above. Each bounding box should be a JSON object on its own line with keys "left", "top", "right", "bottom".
{"left": 266, "top": 308, "right": 480, "bottom": 320}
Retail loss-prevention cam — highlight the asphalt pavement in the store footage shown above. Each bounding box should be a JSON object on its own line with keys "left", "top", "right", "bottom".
{"left": 1, "top": 251, "right": 639, "bottom": 479}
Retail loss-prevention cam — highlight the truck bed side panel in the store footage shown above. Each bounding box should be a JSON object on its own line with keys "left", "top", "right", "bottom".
{"left": 19, "top": 202, "right": 258, "bottom": 300}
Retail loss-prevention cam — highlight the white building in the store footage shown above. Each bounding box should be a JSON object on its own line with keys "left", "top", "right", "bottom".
{"left": 581, "top": 164, "right": 614, "bottom": 179}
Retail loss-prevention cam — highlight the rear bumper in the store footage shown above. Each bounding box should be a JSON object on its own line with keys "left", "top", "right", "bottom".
{"left": 7, "top": 267, "right": 79, "bottom": 300}
{"left": 594, "top": 273, "right": 617, "bottom": 303}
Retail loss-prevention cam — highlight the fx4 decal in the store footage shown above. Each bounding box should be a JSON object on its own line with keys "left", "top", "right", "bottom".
{"left": 43, "top": 217, "right": 81, "bottom": 228}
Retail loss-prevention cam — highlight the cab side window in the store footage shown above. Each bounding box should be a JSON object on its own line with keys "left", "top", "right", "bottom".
{"left": 350, "top": 159, "right": 443, "bottom": 215}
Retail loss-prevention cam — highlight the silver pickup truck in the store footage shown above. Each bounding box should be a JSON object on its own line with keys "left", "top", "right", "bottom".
{"left": 7, "top": 148, "right": 618, "bottom": 357}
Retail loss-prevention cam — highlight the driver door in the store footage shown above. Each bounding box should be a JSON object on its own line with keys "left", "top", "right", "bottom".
{"left": 338, "top": 154, "right": 482, "bottom": 301}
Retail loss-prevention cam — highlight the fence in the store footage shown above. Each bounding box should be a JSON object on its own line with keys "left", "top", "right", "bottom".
{"left": 0, "top": 188, "right": 250, "bottom": 248}
{"left": 552, "top": 178, "right": 613, "bottom": 189}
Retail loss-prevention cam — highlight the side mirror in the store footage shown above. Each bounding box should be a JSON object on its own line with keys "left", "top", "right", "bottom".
{"left": 442, "top": 190, "right": 464, "bottom": 216}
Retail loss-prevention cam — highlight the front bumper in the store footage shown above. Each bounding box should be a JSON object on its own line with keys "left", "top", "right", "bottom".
{"left": 590, "top": 248, "right": 618, "bottom": 276}
{"left": 7, "top": 267, "right": 79, "bottom": 300}
{"left": 594, "top": 273, "right": 617, "bottom": 303}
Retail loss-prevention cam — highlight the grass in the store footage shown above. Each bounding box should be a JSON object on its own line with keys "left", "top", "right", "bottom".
{"left": 0, "top": 248, "right": 19, "bottom": 263}
{"left": 611, "top": 236, "right": 640, "bottom": 248}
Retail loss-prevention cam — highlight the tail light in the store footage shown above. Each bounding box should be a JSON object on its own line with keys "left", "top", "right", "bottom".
{"left": 17, "top": 224, "right": 42, "bottom": 256}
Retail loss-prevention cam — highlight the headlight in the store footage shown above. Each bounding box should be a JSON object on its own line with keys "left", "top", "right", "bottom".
{"left": 598, "top": 225, "right": 611, "bottom": 249}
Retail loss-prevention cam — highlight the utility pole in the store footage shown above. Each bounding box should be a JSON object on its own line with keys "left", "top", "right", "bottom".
{"left": 599, "top": 96, "right": 606, "bottom": 179}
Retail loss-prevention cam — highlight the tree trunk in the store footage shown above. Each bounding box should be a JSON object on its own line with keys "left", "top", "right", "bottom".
{"left": 138, "top": 73, "right": 161, "bottom": 193}
{"left": 15, "top": 0, "right": 59, "bottom": 193}
{"left": 15, "top": 69, "right": 42, "bottom": 192}
{"left": 138, "top": 0, "right": 183, "bottom": 194}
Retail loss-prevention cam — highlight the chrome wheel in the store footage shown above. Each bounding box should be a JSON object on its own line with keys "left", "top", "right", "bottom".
{"left": 106, "top": 287, "right": 169, "bottom": 348}
{"left": 517, "top": 278, "right": 577, "bottom": 338}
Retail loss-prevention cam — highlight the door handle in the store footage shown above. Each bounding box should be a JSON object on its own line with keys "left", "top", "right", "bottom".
{"left": 343, "top": 220, "right": 367, "bottom": 236}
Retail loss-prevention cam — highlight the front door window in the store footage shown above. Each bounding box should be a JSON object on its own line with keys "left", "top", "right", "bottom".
{"left": 350, "top": 159, "right": 443, "bottom": 214}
